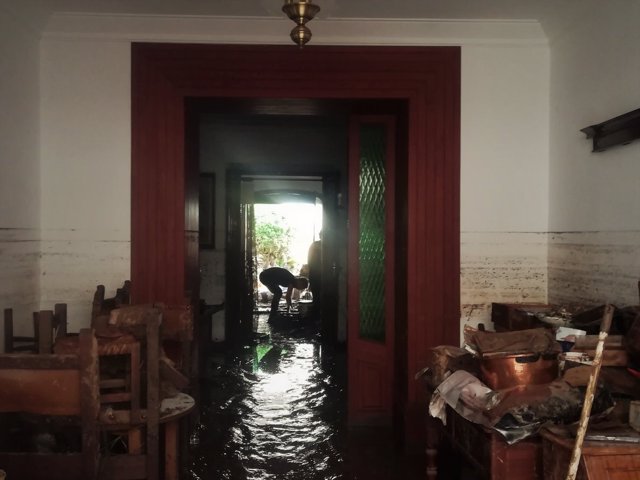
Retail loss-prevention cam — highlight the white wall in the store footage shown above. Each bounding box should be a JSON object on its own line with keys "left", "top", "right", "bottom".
{"left": 545, "top": 3, "right": 640, "bottom": 306}
{"left": 38, "top": 14, "right": 551, "bottom": 337}
{"left": 0, "top": 4, "right": 44, "bottom": 347}
{"left": 461, "top": 44, "right": 550, "bottom": 330}
{"left": 40, "top": 39, "right": 131, "bottom": 330}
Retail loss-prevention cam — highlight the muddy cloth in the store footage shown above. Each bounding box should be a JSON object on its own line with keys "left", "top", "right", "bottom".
{"left": 487, "top": 379, "right": 615, "bottom": 443}
{"left": 468, "top": 327, "right": 560, "bottom": 356}
{"left": 430, "top": 372, "right": 615, "bottom": 445}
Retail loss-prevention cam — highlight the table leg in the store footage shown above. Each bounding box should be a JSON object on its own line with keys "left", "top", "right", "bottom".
{"left": 128, "top": 428, "right": 142, "bottom": 454}
{"left": 165, "top": 420, "right": 178, "bottom": 480}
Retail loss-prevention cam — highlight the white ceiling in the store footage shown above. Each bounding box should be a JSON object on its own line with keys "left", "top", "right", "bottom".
{"left": 36, "top": 0, "right": 563, "bottom": 22}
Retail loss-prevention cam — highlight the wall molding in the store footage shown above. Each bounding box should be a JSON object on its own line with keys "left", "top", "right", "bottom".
{"left": 43, "top": 13, "right": 547, "bottom": 46}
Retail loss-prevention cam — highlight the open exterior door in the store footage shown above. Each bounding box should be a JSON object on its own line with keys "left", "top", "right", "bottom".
{"left": 347, "top": 116, "right": 396, "bottom": 426}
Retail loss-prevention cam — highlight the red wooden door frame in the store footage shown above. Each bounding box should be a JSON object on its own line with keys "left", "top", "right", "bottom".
{"left": 131, "top": 43, "right": 461, "bottom": 445}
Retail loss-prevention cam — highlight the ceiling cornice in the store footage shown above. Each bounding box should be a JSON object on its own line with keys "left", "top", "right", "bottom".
{"left": 43, "top": 13, "right": 547, "bottom": 46}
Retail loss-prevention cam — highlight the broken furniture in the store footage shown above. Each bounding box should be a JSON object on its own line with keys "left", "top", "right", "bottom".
{"left": 0, "top": 328, "right": 100, "bottom": 480}
{"left": 3, "top": 304, "right": 67, "bottom": 353}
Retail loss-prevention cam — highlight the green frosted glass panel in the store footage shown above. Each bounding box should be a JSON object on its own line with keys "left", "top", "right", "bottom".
{"left": 358, "top": 123, "right": 386, "bottom": 342}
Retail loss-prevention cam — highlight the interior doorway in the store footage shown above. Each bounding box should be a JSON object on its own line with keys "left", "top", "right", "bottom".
{"left": 131, "top": 43, "right": 461, "bottom": 445}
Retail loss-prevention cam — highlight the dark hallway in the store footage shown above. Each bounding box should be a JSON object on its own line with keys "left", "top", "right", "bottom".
{"left": 186, "top": 311, "right": 424, "bottom": 480}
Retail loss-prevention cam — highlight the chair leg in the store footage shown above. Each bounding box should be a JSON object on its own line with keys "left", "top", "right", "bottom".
{"left": 37, "top": 311, "right": 54, "bottom": 354}
{"left": 4, "top": 309, "right": 13, "bottom": 353}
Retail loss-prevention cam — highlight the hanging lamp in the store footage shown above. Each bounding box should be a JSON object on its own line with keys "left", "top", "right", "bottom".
{"left": 282, "top": 0, "right": 320, "bottom": 48}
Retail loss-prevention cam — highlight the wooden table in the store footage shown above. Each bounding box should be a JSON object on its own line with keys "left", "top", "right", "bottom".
{"left": 160, "top": 393, "right": 196, "bottom": 480}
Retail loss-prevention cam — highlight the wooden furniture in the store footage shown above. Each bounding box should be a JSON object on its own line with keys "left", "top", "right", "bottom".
{"left": 0, "top": 329, "right": 100, "bottom": 480}
{"left": 3, "top": 304, "right": 67, "bottom": 353}
{"left": 103, "top": 303, "right": 195, "bottom": 379}
{"left": 426, "top": 404, "right": 542, "bottom": 480}
{"left": 92, "top": 281, "right": 131, "bottom": 320}
{"left": 97, "top": 311, "right": 160, "bottom": 480}
{"left": 159, "top": 303, "right": 195, "bottom": 378}
{"left": 541, "top": 428, "right": 640, "bottom": 480}
{"left": 56, "top": 308, "right": 191, "bottom": 479}
{"left": 159, "top": 393, "right": 196, "bottom": 480}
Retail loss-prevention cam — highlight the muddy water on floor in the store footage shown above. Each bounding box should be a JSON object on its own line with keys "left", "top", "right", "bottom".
{"left": 187, "top": 313, "right": 423, "bottom": 480}
{"left": 187, "top": 315, "right": 347, "bottom": 480}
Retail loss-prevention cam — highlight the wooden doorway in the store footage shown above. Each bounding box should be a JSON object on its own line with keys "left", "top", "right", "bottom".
{"left": 131, "top": 43, "right": 460, "bottom": 445}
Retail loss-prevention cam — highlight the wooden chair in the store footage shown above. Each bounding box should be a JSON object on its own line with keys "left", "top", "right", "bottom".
{"left": 158, "top": 303, "right": 194, "bottom": 379}
{"left": 92, "top": 281, "right": 131, "bottom": 321}
{"left": 3, "top": 304, "right": 68, "bottom": 353}
{"left": 105, "top": 302, "right": 194, "bottom": 381}
{"left": 97, "top": 308, "right": 161, "bottom": 480}
{"left": 0, "top": 329, "right": 100, "bottom": 480}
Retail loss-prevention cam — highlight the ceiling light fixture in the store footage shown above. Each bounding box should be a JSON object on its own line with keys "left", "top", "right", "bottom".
{"left": 282, "top": 0, "right": 320, "bottom": 48}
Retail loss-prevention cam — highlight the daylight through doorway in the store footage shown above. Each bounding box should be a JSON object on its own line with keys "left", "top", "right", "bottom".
{"left": 253, "top": 200, "right": 322, "bottom": 317}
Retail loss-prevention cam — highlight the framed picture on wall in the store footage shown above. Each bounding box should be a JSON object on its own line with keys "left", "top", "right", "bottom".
{"left": 199, "top": 173, "right": 215, "bottom": 249}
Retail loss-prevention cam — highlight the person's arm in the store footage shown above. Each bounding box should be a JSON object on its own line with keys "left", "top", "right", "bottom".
{"left": 285, "top": 284, "right": 293, "bottom": 311}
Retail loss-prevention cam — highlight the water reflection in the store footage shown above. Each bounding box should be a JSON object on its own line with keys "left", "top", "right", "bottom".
{"left": 187, "top": 313, "right": 424, "bottom": 480}
{"left": 188, "top": 314, "right": 346, "bottom": 480}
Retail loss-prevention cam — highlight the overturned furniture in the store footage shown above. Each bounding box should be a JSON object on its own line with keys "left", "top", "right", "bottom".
{"left": 4, "top": 304, "right": 68, "bottom": 353}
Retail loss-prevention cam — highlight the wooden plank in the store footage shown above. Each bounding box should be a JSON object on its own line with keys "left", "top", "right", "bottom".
{"left": 165, "top": 421, "right": 179, "bottom": 480}
{"left": 583, "top": 454, "right": 640, "bottom": 480}
{"left": 0, "top": 368, "right": 81, "bottom": 415}
{"left": 0, "top": 354, "right": 78, "bottom": 369}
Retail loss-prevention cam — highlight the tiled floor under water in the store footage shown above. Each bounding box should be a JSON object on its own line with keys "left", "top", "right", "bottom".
{"left": 185, "top": 311, "right": 425, "bottom": 480}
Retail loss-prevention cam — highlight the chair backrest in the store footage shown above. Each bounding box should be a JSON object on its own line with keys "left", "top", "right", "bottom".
{"left": 0, "top": 329, "right": 100, "bottom": 480}
{"left": 108, "top": 302, "right": 194, "bottom": 379}
{"left": 97, "top": 308, "right": 161, "bottom": 480}
{"left": 3, "top": 304, "right": 68, "bottom": 354}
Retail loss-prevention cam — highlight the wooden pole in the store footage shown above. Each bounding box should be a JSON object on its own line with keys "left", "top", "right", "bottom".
{"left": 565, "top": 303, "right": 614, "bottom": 480}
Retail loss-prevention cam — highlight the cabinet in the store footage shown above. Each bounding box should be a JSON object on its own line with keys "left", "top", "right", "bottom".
{"left": 426, "top": 405, "right": 542, "bottom": 479}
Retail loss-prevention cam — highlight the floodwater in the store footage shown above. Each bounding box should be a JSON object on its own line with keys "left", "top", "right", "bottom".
{"left": 186, "top": 311, "right": 423, "bottom": 480}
